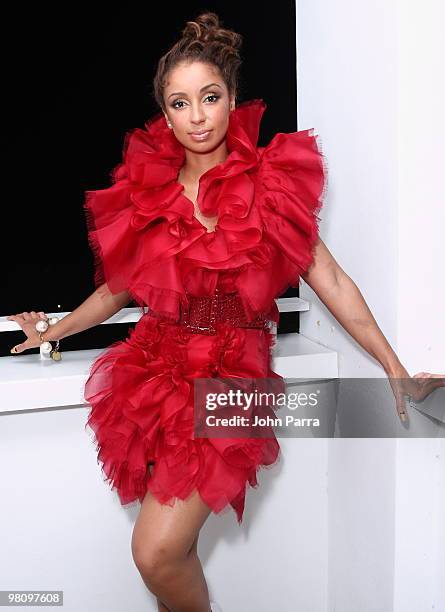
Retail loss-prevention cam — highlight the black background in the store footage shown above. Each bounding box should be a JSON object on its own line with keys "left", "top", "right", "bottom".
{"left": 3, "top": 1, "right": 301, "bottom": 355}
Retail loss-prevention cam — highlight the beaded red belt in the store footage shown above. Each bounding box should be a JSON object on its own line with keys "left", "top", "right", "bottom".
{"left": 179, "top": 289, "right": 268, "bottom": 335}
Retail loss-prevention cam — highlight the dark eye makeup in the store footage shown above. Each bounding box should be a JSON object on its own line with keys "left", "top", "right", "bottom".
{"left": 170, "top": 93, "right": 221, "bottom": 110}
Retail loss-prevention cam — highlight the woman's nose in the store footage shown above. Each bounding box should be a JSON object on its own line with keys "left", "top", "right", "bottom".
{"left": 190, "top": 105, "right": 206, "bottom": 123}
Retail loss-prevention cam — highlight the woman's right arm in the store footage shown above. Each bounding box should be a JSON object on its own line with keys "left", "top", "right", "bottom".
{"left": 7, "top": 283, "right": 133, "bottom": 353}
{"left": 42, "top": 284, "right": 132, "bottom": 342}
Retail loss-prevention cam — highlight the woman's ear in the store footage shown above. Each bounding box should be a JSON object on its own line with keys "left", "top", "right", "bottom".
{"left": 163, "top": 113, "right": 172, "bottom": 128}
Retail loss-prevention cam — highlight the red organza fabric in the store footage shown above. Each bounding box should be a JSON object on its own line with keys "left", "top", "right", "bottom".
{"left": 83, "top": 98, "right": 327, "bottom": 524}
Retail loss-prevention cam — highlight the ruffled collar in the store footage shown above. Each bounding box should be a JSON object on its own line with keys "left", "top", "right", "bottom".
{"left": 119, "top": 98, "right": 267, "bottom": 232}
{"left": 85, "top": 97, "right": 325, "bottom": 324}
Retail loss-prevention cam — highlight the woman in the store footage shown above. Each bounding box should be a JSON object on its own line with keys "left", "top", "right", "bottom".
{"left": 7, "top": 11, "right": 444, "bottom": 612}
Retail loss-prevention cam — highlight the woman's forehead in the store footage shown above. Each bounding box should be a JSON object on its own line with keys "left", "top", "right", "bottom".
{"left": 165, "top": 61, "right": 222, "bottom": 91}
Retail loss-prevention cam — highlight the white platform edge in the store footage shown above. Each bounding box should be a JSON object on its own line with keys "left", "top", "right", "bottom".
{"left": 0, "top": 297, "right": 310, "bottom": 334}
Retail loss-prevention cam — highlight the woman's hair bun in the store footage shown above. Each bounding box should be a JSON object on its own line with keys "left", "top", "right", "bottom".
{"left": 181, "top": 12, "right": 242, "bottom": 54}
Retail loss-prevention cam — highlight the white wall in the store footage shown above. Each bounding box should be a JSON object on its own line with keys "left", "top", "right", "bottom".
{"left": 297, "top": 0, "right": 399, "bottom": 376}
{"left": 397, "top": 0, "right": 445, "bottom": 373}
{"left": 0, "top": 402, "right": 330, "bottom": 612}
{"left": 297, "top": 0, "right": 444, "bottom": 375}
{"left": 297, "top": 0, "right": 444, "bottom": 611}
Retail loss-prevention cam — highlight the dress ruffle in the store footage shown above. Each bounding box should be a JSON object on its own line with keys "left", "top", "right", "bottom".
{"left": 252, "top": 128, "right": 328, "bottom": 308}
{"left": 82, "top": 98, "right": 327, "bottom": 523}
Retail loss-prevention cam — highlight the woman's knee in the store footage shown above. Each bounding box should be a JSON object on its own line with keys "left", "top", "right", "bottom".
{"left": 132, "top": 538, "right": 185, "bottom": 587}
{"left": 130, "top": 489, "right": 208, "bottom": 587}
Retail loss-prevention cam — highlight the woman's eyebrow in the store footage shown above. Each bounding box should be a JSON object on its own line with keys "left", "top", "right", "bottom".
{"left": 168, "top": 83, "right": 223, "bottom": 99}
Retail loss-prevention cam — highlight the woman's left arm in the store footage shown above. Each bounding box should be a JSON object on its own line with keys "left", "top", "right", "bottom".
{"left": 300, "top": 238, "right": 445, "bottom": 421}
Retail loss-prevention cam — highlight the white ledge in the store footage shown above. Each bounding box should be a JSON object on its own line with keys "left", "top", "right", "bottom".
{"left": 0, "top": 297, "right": 310, "bottom": 334}
{"left": 0, "top": 333, "right": 338, "bottom": 414}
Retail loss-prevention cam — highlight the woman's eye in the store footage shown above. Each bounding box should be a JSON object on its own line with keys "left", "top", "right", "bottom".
{"left": 170, "top": 94, "right": 220, "bottom": 110}
{"left": 205, "top": 94, "right": 220, "bottom": 103}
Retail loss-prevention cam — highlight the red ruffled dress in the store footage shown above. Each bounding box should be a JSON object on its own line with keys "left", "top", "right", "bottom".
{"left": 82, "top": 98, "right": 327, "bottom": 524}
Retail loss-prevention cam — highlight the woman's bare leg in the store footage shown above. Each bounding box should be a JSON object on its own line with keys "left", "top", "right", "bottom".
{"left": 155, "top": 535, "right": 199, "bottom": 612}
{"left": 131, "top": 488, "right": 212, "bottom": 612}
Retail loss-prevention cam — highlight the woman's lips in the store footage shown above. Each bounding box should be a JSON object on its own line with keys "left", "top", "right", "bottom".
{"left": 189, "top": 130, "right": 212, "bottom": 141}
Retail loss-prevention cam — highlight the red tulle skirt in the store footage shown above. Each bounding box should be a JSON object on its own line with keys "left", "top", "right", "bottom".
{"left": 83, "top": 312, "right": 283, "bottom": 524}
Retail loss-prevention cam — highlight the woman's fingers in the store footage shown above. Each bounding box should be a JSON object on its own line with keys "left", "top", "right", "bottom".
{"left": 413, "top": 372, "right": 445, "bottom": 379}
{"left": 6, "top": 312, "right": 47, "bottom": 323}
{"left": 10, "top": 335, "right": 38, "bottom": 354}
{"left": 407, "top": 373, "right": 445, "bottom": 403}
{"left": 395, "top": 389, "right": 408, "bottom": 422}
{"left": 11, "top": 338, "right": 28, "bottom": 353}
{"left": 7, "top": 311, "right": 47, "bottom": 354}
{"left": 11, "top": 339, "right": 38, "bottom": 353}
{"left": 387, "top": 377, "right": 409, "bottom": 422}
{"left": 388, "top": 372, "right": 445, "bottom": 423}
{"left": 7, "top": 313, "right": 25, "bottom": 322}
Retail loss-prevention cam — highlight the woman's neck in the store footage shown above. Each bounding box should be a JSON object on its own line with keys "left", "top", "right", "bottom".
{"left": 180, "top": 141, "right": 230, "bottom": 183}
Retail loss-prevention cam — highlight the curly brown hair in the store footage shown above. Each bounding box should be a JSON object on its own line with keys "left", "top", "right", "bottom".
{"left": 152, "top": 12, "right": 243, "bottom": 112}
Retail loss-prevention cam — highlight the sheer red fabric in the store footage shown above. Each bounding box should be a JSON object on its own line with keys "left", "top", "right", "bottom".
{"left": 83, "top": 98, "right": 327, "bottom": 523}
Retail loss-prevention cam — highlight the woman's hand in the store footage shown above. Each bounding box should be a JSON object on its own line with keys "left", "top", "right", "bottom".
{"left": 387, "top": 363, "right": 445, "bottom": 422}
{"left": 6, "top": 311, "right": 48, "bottom": 354}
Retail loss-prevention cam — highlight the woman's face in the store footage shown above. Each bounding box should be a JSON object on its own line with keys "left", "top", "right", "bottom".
{"left": 162, "top": 61, "right": 235, "bottom": 153}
